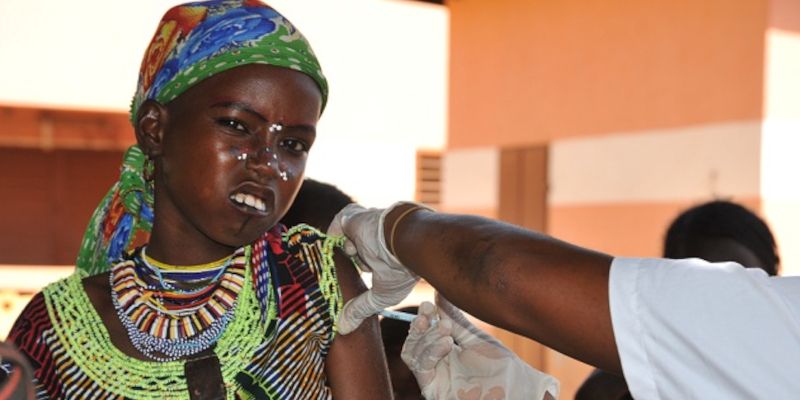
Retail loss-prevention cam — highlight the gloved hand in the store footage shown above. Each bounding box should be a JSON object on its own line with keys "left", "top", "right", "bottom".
{"left": 402, "top": 294, "right": 560, "bottom": 400}
{"left": 327, "top": 202, "right": 431, "bottom": 335}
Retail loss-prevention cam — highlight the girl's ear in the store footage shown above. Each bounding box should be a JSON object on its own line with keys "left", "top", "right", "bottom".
{"left": 135, "top": 100, "right": 168, "bottom": 157}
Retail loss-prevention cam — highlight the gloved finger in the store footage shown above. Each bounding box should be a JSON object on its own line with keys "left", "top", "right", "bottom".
{"left": 421, "top": 301, "right": 442, "bottom": 328}
{"left": 401, "top": 331, "right": 451, "bottom": 393}
{"left": 413, "top": 335, "right": 454, "bottom": 373}
{"left": 342, "top": 238, "right": 358, "bottom": 257}
{"left": 326, "top": 206, "right": 347, "bottom": 238}
{"left": 419, "top": 301, "right": 437, "bottom": 319}
{"left": 434, "top": 292, "right": 497, "bottom": 347}
{"left": 346, "top": 251, "right": 375, "bottom": 274}
{"left": 338, "top": 291, "right": 381, "bottom": 335}
{"left": 410, "top": 311, "right": 432, "bottom": 334}
{"left": 327, "top": 203, "right": 367, "bottom": 237}
{"left": 405, "top": 303, "right": 449, "bottom": 351}
{"left": 402, "top": 315, "right": 454, "bottom": 372}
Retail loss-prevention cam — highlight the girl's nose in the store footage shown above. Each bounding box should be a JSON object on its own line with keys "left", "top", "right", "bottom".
{"left": 241, "top": 144, "right": 288, "bottom": 182}
{"left": 245, "top": 144, "right": 278, "bottom": 168}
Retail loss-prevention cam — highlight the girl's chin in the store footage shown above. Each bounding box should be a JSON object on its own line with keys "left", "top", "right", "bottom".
{"left": 220, "top": 226, "right": 275, "bottom": 247}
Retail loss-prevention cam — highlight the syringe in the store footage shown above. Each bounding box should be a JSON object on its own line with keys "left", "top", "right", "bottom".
{"left": 378, "top": 309, "right": 417, "bottom": 322}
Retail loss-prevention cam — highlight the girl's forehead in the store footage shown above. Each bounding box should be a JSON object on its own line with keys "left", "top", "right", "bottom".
{"left": 171, "top": 64, "right": 323, "bottom": 122}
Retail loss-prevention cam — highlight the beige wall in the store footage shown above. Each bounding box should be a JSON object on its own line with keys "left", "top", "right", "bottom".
{"left": 0, "top": 0, "right": 448, "bottom": 208}
{"left": 762, "top": 0, "right": 800, "bottom": 277}
{"left": 0, "top": 266, "right": 72, "bottom": 339}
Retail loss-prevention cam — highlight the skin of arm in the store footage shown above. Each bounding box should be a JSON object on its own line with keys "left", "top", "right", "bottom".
{"left": 386, "top": 207, "right": 621, "bottom": 373}
{"left": 325, "top": 251, "right": 393, "bottom": 398}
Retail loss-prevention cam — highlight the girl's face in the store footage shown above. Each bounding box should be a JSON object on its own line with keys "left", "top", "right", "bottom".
{"left": 146, "top": 64, "right": 322, "bottom": 251}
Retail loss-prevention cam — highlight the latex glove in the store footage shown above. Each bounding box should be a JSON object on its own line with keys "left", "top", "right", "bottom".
{"left": 327, "top": 202, "right": 430, "bottom": 334}
{"left": 402, "top": 295, "right": 560, "bottom": 400}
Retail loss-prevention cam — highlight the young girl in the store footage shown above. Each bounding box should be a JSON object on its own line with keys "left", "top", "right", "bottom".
{"left": 5, "top": 1, "right": 391, "bottom": 398}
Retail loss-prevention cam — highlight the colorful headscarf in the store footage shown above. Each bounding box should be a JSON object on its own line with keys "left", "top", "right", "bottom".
{"left": 130, "top": 0, "right": 328, "bottom": 120}
{"left": 76, "top": 0, "right": 327, "bottom": 275}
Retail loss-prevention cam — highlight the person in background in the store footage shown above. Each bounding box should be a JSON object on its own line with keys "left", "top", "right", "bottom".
{"left": 4, "top": 2, "right": 390, "bottom": 398}
{"left": 281, "top": 178, "right": 354, "bottom": 232}
{"left": 662, "top": 200, "right": 779, "bottom": 275}
{"left": 575, "top": 199, "right": 781, "bottom": 400}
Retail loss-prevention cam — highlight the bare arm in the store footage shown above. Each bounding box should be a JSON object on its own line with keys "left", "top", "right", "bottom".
{"left": 325, "top": 251, "right": 393, "bottom": 398}
{"left": 387, "top": 208, "right": 621, "bottom": 373}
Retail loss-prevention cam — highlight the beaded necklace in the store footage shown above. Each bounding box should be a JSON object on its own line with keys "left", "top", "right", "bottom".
{"left": 141, "top": 247, "right": 232, "bottom": 292}
{"left": 111, "top": 247, "right": 247, "bottom": 361}
{"left": 44, "top": 244, "right": 272, "bottom": 400}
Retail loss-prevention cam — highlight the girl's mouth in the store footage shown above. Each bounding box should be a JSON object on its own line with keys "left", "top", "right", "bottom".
{"left": 229, "top": 191, "right": 267, "bottom": 213}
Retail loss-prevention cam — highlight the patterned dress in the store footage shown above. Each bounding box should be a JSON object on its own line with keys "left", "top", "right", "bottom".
{"left": 4, "top": 225, "right": 343, "bottom": 399}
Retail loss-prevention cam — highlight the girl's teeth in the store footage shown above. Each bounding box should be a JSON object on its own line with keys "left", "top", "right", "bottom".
{"left": 231, "top": 192, "right": 266, "bottom": 212}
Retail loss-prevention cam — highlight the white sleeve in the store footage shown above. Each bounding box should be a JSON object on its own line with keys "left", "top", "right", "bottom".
{"left": 609, "top": 257, "right": 800, "bottom": 400}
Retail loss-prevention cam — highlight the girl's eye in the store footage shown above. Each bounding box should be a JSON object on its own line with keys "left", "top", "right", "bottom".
{"left": 218, "top": 118, "right": 249, "bottom": 133}
{"left": 281, "top": 139, "right": 309, "bottom": 154}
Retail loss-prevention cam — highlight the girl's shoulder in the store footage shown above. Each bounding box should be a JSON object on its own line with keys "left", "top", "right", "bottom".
{"left": 277, "top": 223, "right": 344, "bottom": 276}
{"left": 264, "top": 224, "right": 344, "bottom": 322}
{"left": 8, "top": 268, "right": 111, "bottom": 349}
{"left": 7, "top": 291, "right": 50, "bottom": 342}
{"left": 11, "top": 270, "right": 89, "bottom": 329}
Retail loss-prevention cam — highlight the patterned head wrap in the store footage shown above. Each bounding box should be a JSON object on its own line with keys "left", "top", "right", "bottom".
{"left": 76, "top": 0, "right": 327, "bottom": 275}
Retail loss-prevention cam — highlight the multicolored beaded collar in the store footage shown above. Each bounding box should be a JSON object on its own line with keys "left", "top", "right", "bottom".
{"left": 110, "top": 246, "right": 248, "bottom": 361}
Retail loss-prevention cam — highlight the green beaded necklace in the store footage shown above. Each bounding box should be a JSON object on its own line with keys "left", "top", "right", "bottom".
{"left": 44, "top": 246, "right": 275, "bottom": 400}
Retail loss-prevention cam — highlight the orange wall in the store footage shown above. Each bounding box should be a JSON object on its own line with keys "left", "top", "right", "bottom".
{"left": 549, "top": 197, "right": 763, "bottom": 258}
{"left": 448, "top": 0, "right": 768, "bottom": 148}
{"left": 0, "top": 105, "right": 134, "bottom": 150}
{"left": 0, "top": 105, "right": 131, "bottom": 265}
{"left": 0, "top": 148, "right": 124, "bottom": 265}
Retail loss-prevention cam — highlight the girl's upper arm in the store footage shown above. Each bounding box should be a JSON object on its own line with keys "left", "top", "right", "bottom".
{"left": 325, "top": 251, "right": 393, "bottom": 399}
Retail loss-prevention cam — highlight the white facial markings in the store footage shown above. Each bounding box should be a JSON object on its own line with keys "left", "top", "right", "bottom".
{"left": 268, "top": 123, "right": 283, "bottom": 133}
{"left": 233, "top": 122, "right": 290, "bottom": 181}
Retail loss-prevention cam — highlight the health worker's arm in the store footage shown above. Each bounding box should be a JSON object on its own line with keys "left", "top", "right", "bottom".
{"left": 388, "top": 207, "right": 619, "bottom": 372}
{"left": 333, "top": 203, "right": 619, "bottom": 373}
